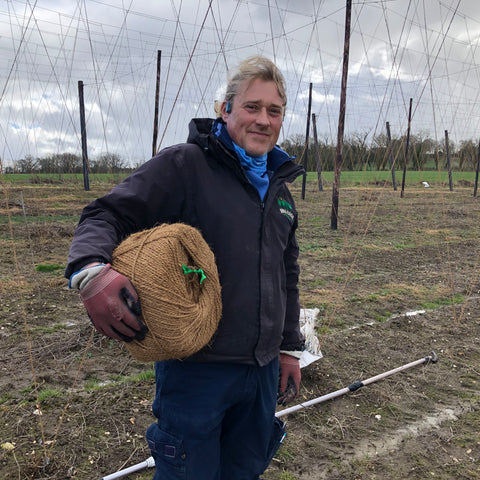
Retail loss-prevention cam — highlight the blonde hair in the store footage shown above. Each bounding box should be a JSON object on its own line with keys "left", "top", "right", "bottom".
{"left": 224, "top": 56, "right": 287, "bottom": 108}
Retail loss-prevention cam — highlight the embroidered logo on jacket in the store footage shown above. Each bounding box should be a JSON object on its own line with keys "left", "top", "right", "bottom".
{"left": 278, "top": 198, "right": 295, "bottom": 223}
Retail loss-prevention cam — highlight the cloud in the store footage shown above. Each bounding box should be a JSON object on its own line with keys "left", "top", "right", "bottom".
{"left": 1, "top": 0, "right": 480, "bottom": 165}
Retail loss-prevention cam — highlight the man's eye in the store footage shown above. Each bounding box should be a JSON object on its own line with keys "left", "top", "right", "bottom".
{"left": 269, "top": 109, "right": 282, "bottom": 116}
{"left": 245, "top": 104, "right": 258, "bottom": 111}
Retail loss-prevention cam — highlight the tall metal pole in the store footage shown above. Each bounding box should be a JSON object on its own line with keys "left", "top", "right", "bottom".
{"left": 152, "top": 50, "right": 162, "bottom": 157}
{"left": 331, "top": 0, "right": 352, "bottom": 229}
{"left": 474, "top": 140, "right": 480, "bottom": 198}
{"left": 400, "top": 98, "right": 413, "bottom": 198}
{"left": 444, "top": 130, "right": 453, "bottom": 191}
{"left": 386, "top": 122, "right": 397, "bottom": 191}
{"left": 312, "top": 113, "right": 323, "bottom": 192}
{"left": 301, "top": 83, "right": 313, "bottom": 200}
{"left": 78, "top": 80, "right": 90, "bottom": 191}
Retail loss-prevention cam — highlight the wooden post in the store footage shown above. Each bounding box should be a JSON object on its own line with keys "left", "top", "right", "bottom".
{"left": 400, "top": 98, "right": 412, "bottom": 198}
{"left": 386, "top": 122, "right": 397, "bottom": 191}
{"left": 474, "top": 140, "right": 480, "bottom": 198}
{"left": 78, "top": 80, "right": 90, "bottom": 191}
{"left": 331, "top": 0, "right": 351, "bottom": 230}
{"left": 444, "top": 130, "right": 453, "bottom": 191}
{"left": 152, "top": 50, "right": 162, "bottom": 157}
{"left": 312, "top": 113, "right": 323, "bottom": 192}
{"left": 301, "top": 82, "right": 313, "bottom": 200}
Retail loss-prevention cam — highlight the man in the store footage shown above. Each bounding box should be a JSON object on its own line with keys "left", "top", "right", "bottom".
{"left": 66, "top": 56, "right": 304, "bottom": 479}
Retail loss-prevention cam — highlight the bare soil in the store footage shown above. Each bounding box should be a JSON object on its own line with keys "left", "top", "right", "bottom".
{"left": 1, "top": 178, "right": 479, "bottom": 480}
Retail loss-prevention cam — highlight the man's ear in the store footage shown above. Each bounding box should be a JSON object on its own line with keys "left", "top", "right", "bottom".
{"left": 220, "top": 100, "right": 230, "bottom": 121}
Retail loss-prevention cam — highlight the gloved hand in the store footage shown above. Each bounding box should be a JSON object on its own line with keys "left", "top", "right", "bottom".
{"left": 278, "top": 353, "right": 301, "bottom": 406}
{"left": 79, "top": 264, "right": 148, "bottom": 342}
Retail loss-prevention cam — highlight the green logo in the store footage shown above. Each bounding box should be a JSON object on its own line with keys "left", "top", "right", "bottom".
{"left": 278, "top": 199, "right": 292, "bottom": 211}
{"left": 278, "top": 198, "right": 294, "bottom": 222}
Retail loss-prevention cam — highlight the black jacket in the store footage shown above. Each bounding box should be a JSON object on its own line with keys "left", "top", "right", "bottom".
{"left": 66, "top": 118, "right": 304, "bottom": 366}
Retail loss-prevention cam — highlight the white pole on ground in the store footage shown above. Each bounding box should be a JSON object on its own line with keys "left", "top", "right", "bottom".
{"left": 97, "top": 456, "right": 155, "bottom": 480}
{"left": 98, "top": 352, "right": 438, "bottom": 478}
{"left": 276, "top": 351, "right": 438, "bottom": 418}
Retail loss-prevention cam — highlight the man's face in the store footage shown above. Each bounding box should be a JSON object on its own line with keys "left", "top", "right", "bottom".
{"left": 221, "top": 79, "right": 284, "bottom": 157}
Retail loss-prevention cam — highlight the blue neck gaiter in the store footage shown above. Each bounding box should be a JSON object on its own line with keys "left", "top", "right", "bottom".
{"left": 213, "top": 120, "right": 269, "bottom": 200}
{"left": 232, "top": 143, "right": 269, "bottom": 201}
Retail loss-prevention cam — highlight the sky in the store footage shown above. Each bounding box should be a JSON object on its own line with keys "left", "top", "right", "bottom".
{"left": 1, "top": 0, "right": 480, "bottom": 167}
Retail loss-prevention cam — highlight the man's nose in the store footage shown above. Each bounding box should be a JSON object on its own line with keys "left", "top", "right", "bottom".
{"left": 256, "top": 107, "right": 270, "bottom": 125}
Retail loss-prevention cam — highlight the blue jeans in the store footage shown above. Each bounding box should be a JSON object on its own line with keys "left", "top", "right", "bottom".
{"left": 146, "top": 358, "right": 285, "bottom": 480}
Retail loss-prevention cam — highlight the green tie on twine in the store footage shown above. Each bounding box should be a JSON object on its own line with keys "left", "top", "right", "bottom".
{"left": 182, "top": 264, "right": 207, "bottom": 285}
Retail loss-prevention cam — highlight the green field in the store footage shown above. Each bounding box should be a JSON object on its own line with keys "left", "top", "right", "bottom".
{"left": 3, "top": 169, "right": 479, "bottom": 187}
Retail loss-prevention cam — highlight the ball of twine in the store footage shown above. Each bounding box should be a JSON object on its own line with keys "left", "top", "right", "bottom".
{"left": 112, "top": 223, "right": 222, "bottom": 362}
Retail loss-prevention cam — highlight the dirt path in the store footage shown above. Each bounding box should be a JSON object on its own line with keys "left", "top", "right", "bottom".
{"left": 1, "top": 182, "right": 479, "bottom": 479}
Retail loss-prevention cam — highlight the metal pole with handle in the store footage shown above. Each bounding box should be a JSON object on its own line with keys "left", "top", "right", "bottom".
{"left": 276, "top": 351, "right": 438, "bottom": 418}
{"left": 97, "top": 456, "right": 155, "bottom": 480}
{"left": 98, "top": 351, "right": 438, "bottom": 479}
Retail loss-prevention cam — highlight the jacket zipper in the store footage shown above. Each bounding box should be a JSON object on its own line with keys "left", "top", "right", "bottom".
{"left": 254, "top": 199, "right": 265, "bottom": 363}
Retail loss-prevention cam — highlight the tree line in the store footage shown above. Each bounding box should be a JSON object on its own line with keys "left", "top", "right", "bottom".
{"left": 281, "top": 133, "right": 480, "bottom": 172}
{"left": 5, "top": 134, "right": 480, "bottom": 174}
{"left": 4, "top": 152, "right": 137, "bottom": 175}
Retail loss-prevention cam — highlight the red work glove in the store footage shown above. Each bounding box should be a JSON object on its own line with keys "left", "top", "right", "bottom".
{"left": 79, "top": 264, "right": 148, "bottom": 342}
{"left": 278, "top": 353, "right": 301, "bottom": 406}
